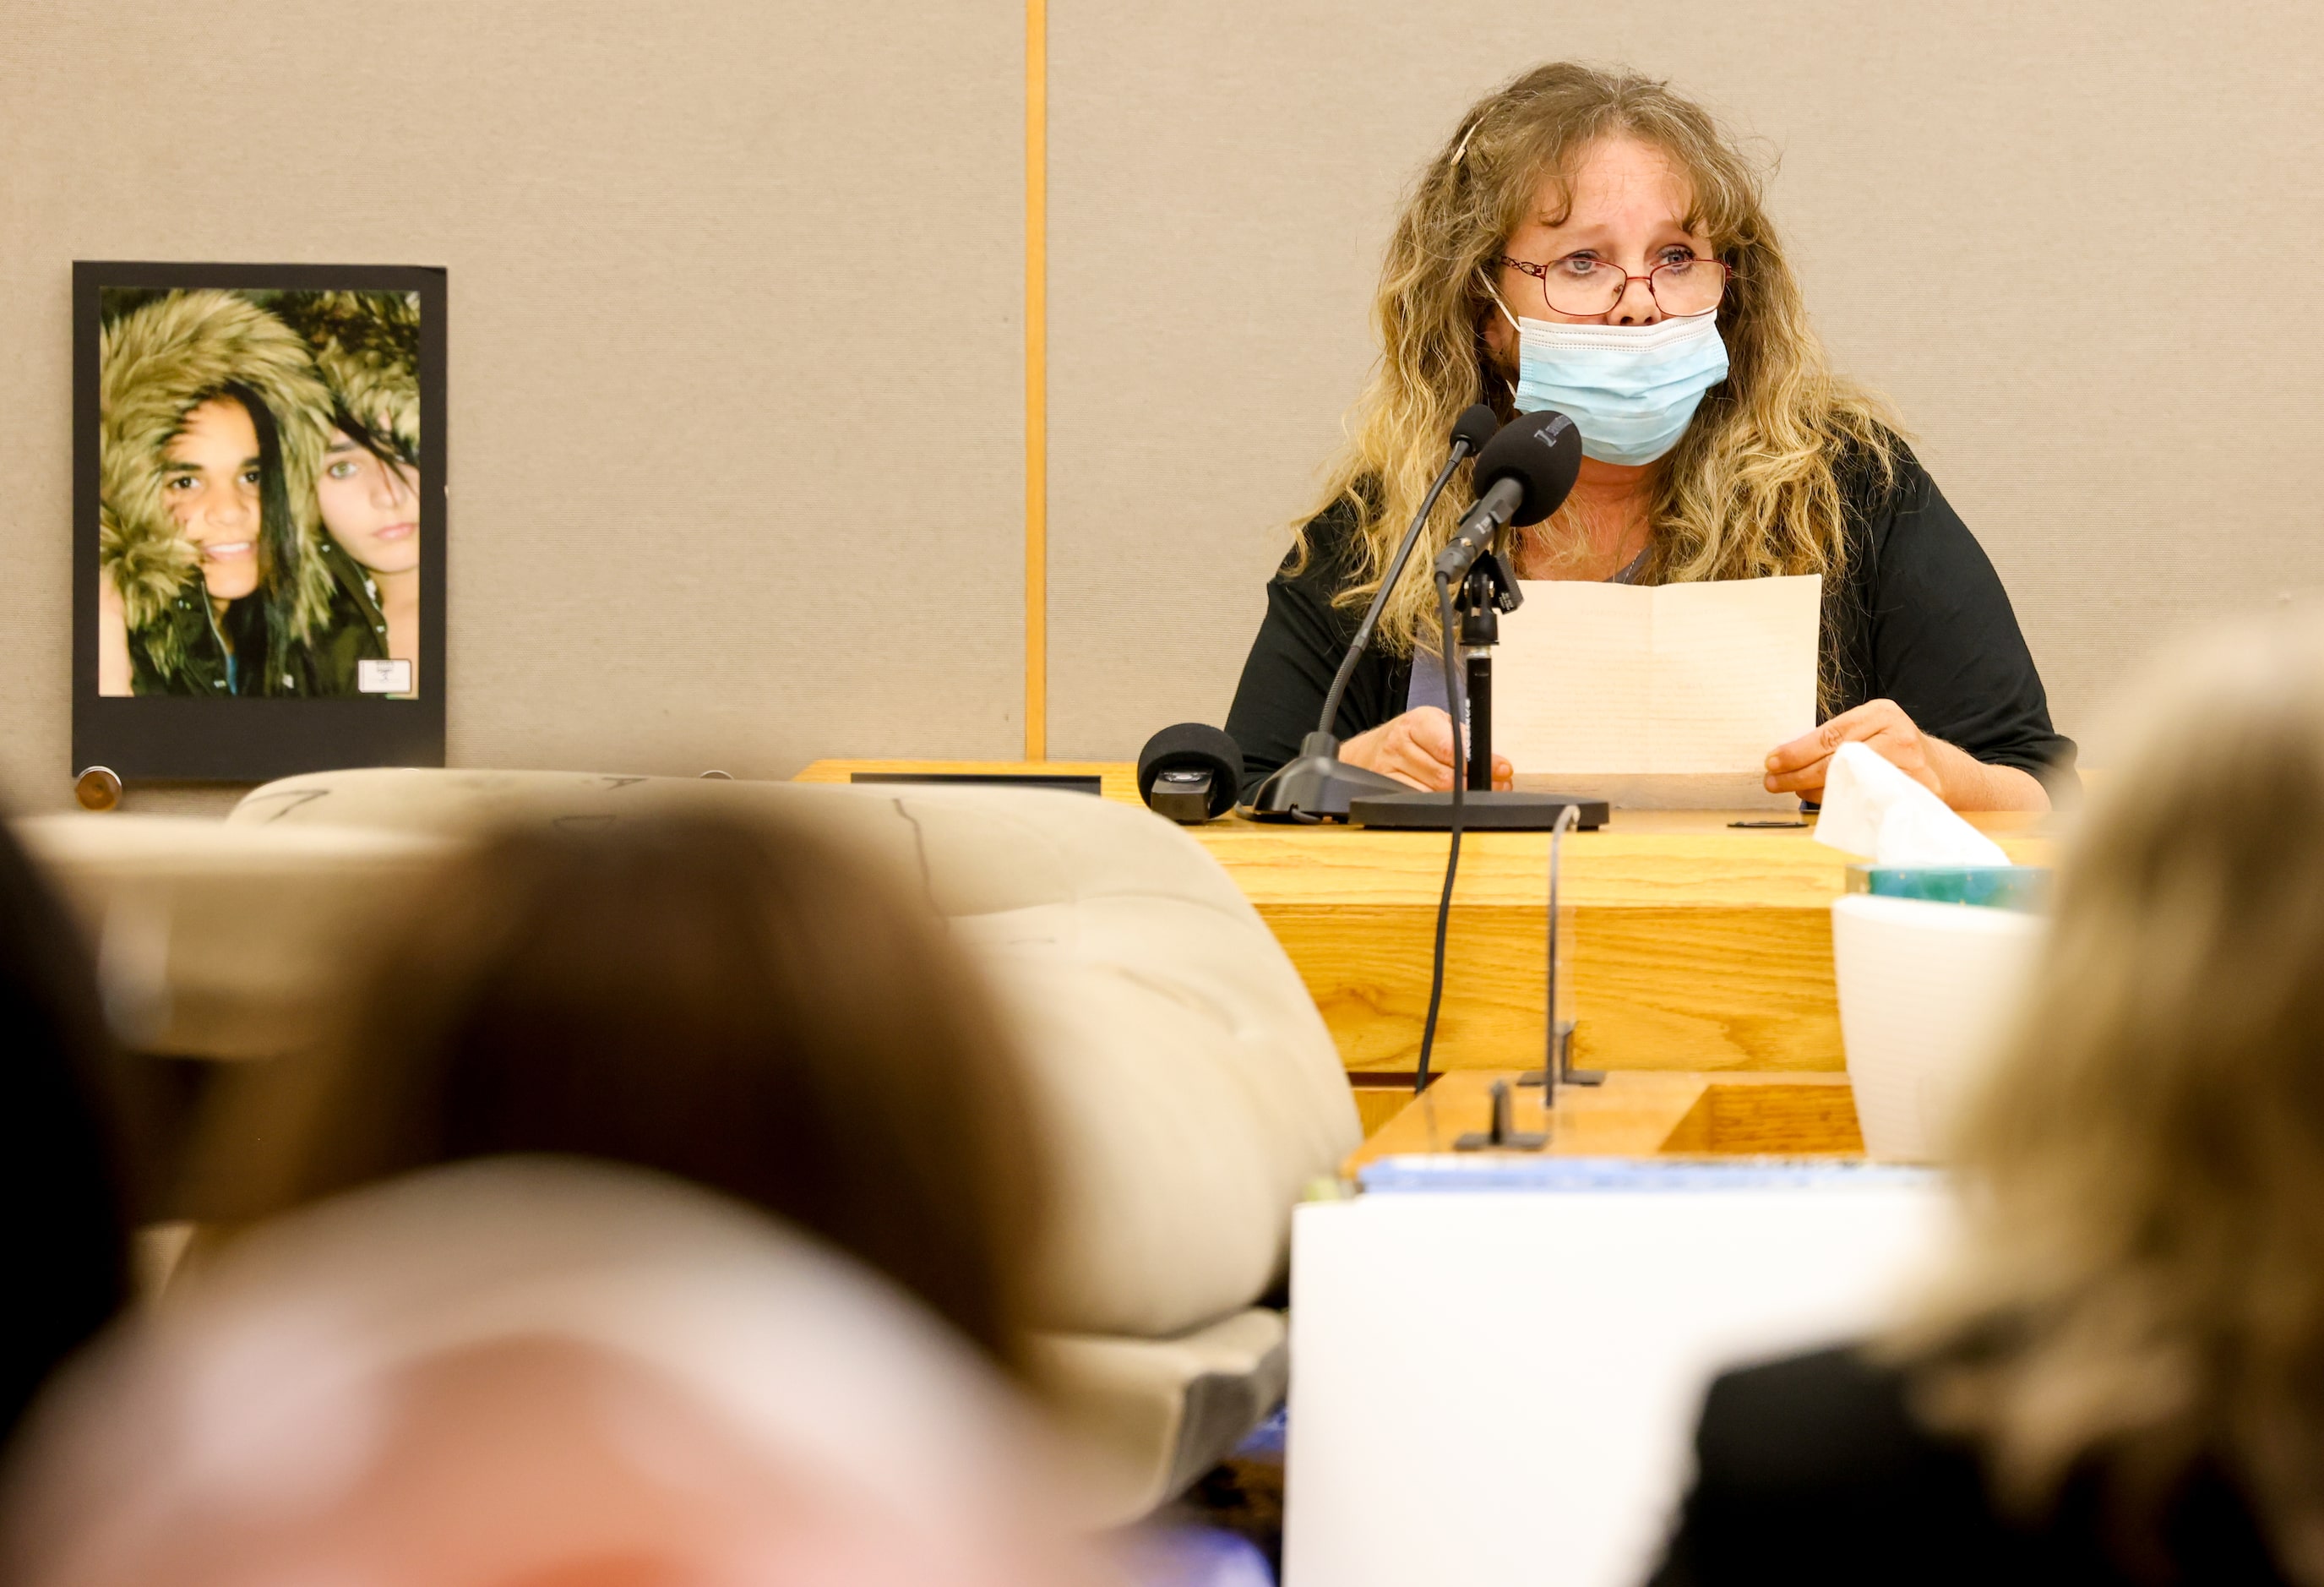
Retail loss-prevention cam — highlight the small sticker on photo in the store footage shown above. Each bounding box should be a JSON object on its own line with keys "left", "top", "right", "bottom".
{"left": 357, "top": 658, "right": 413, "bottom": 694}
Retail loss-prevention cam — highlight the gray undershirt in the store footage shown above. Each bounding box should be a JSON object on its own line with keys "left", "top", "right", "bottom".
{"left": 1406, "top": 543, "right": 1651, "bottom": 715}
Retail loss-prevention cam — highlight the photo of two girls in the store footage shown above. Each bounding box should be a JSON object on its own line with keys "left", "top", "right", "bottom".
{"left": 94, "top": 287, "right": 422, "bottom": 700}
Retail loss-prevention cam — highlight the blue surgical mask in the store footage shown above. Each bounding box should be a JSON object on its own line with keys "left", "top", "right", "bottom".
{"left": 1496, "top": 299, "right": 1730, "bottom": 466}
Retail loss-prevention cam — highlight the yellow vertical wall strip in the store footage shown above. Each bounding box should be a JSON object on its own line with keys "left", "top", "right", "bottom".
{"left": 1023, "top": 0, "right": 1048, "bottom": 761}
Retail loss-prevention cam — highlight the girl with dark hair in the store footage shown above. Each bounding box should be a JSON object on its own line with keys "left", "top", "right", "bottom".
{"left": 148, "top": 384, "right": 300, "bottom": 695}
{"left": 95, "top": 291, "right": 373, "bottom": 696}
{"left": 276, "top": 292, "right": 424, "bottom": 693}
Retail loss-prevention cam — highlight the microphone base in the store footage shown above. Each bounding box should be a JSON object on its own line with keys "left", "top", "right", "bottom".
{"left": 1242, "top": 735, "right": 1410, "bottom": 823}
{"left": 1347, "top": 790, "right": 1609, "bottom": 831}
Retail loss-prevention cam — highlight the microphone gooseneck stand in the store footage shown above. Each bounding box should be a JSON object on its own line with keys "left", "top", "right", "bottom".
{"left": 1242, "top": 406, "right": 1500, "bottom": 824}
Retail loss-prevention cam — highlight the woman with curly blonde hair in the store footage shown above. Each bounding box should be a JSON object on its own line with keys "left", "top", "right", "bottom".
{"left": 1224, "top": 63, "right": 2072, "bottom": 810}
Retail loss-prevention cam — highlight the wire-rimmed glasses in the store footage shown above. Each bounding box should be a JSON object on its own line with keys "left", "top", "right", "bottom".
{"left": 1497, "top": 252, "right": 1732, "bottom": 319}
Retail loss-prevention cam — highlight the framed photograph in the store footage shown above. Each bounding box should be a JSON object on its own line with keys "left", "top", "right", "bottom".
{"left": 73, "top": 262, "right": 447, "bottom": 782}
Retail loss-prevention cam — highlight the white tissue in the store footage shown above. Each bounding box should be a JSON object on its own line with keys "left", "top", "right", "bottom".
{"left": 1812, "top": 740, "right": 2010, "bottom": 865}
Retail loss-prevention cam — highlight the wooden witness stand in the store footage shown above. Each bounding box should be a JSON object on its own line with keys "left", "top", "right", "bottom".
{"left": 792, "top": 760, "right": 2055, "bottom": 1148}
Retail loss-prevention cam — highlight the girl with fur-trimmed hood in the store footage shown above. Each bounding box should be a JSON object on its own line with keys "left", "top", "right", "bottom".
{"left": 274, "top": 292, "right": 422, "bottom": 692}
{"left": 96, "top": 291, "right": 353, "bottom": 696}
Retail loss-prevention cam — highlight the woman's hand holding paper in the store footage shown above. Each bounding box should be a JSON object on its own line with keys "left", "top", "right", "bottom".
{"left": 1765, "top": 700, "right": 1941, "bottom": 798}
{"left": 1342, "top": 706, "right": 1516, "bottom": 793}
{"left": 1764, "top": 698, "right": 2049, "bottom": 812}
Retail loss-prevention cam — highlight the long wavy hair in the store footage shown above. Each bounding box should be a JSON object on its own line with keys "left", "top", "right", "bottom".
{"left": 198, "top": 382, "right": 312, "bottom": 695}
{"left": 1892, "top": 615, "right": 2324, "bottom": 1580}
{"left": 1307, "top": 63, "right": 1897, "bottom": 660}
{"left": 98, "top": 289, "right": 337, "bottom": 686}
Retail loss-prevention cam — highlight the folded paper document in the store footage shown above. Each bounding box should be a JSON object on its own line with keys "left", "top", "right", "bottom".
{"left": 1494, "top": 574, "right": 1820, "bottom": 808}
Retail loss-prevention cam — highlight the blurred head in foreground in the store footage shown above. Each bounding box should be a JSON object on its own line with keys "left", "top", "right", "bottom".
{"left": 0, "top": 816, "right": 139, "bottom": 1445}
{"left": 207, "top": 810, "right": 1046, "bottom": 1375}
{"left": 1900, "top": 614, "right": 2324, "bottom": 1573}
{"left": 2, "top": 1159, "right": 1101, "bottom": 1587}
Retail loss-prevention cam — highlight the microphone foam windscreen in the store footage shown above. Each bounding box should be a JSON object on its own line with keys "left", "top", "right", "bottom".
{"left": 1450, "top": 404, "right": 1500, "bottom": 456}
{"left": 1136, "top": 723, "right": 1243, "bottom": 818}
{"left": 1473, "top": 408, "right": 1582, "bottom": 526}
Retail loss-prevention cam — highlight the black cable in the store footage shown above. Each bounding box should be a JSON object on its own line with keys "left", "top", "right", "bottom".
{"left": 1315, "top": 453, "right": 1468, "bottom": 739}
{"left": 1413, "top": 571, "right": 1468, "bottom": 1093}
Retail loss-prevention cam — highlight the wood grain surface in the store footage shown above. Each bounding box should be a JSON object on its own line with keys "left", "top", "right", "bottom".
{"left": 1197, "top": 808, "right": 2049, "bottom": 1074}
{"left": 1342, "top": 1069, "right": 1864, "bottom": 1172}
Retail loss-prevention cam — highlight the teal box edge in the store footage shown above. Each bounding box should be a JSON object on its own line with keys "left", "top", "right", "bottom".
{"left": 1842, "top": 864, "right": 2049, "bottom": 911}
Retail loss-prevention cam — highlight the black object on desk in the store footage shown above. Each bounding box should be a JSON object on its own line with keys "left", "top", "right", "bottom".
{"left": 1352, "top": 790, "right": 1608, "bottom": 830}
{"left": 850, "top": 772, "right": 1103, "bottom": 795}
{"left": 1135, "top": 723, "right": 1244, "bottom": 823}
{"left": 1455, "top": 1080, "right": 1547, "bottom": 1152}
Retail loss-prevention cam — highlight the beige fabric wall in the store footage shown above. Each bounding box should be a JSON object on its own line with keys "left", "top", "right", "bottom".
{"left": 13, "top": 4, "right": 2319, "bottom": 799}
{"left": 1045, "top": 3, "right": 2324, "bottom": 765}
{"left": 0, "top": 0, "right": 1023, "bottom": 812}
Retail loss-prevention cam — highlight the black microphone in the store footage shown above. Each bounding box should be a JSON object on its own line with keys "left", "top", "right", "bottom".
{"left": 1432, "top": 409, "right": 1581, "bottom": 583}
{"left": 1447, "top": 402, "right": 1505, "bottom": 474}
{"left": 1137, "top": 723, "right": 1243, "bottom": 823}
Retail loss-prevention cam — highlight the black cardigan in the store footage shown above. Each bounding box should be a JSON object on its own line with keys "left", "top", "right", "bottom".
{"left": 1648, "top": 1345, "right": 2289, "bottom": 1585}
{"left": 1222, "top": 446, "right": 2076, "bottom": 797}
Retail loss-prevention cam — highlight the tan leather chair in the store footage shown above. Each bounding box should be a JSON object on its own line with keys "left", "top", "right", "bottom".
{"left": 19, "top": 768, "right": 1361, "bottom": 1522}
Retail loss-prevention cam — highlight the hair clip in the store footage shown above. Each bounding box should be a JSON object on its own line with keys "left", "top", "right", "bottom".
{"left": 1451, "top": 118, "right": 1478, "bottom": 166}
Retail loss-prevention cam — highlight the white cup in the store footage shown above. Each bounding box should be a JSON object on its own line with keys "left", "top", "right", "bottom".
{"left": 1831, "top": 893, "right": 2045, "bottom": 1161}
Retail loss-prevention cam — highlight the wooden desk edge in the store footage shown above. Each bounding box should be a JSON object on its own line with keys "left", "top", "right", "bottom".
{"left": 794, "top": 759, "right": 2055, "bottom": 840}
{"left": 1343, "top": 1069, "right": 1859, "bottom": 1174}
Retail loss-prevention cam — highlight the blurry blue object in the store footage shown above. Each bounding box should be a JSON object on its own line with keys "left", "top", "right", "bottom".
{"left": 1842, "top": 863, "right": 2049, "bottom": 910}
{"left": 1118, "top": 1524, "right": 1276, "bottom": 1587}
{"left": 1235, "top": 1404, "right": 1287, "bottom": 1459}
{"left": 1358, "top": 1156, "right": 1940, "bottom": 1194}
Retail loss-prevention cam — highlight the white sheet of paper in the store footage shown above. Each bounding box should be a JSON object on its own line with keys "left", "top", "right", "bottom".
{"left": 1492, "top": 574, "right": 1821, "bottom": 779}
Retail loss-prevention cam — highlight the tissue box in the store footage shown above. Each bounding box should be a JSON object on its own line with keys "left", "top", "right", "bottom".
{"left": 1832, "top": 894, "right": 2045, "bottom": 1160}
{"left": 1842, "top": 864, "right": 2048, "bottom": 912}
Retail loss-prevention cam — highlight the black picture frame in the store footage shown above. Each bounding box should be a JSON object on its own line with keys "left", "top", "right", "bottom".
{"left": 73, "top": 261, "right": 448, "bottom": 783}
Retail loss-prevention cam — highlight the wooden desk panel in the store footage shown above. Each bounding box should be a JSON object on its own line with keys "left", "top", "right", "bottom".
{"left": 1195, "top": 813, "right": 2046, "bottom": 1075}
{"left": 792, "top": 760, "right": 2056, "bottom": 1077}
{"left": 1342, "top": 1069, "right": 1864, "bottom": 1172}
{"left": 1254, "top": 895, "right": 1842, "bottom": 1074}
{"left": 1574, "top": 904, "right": 1845, "bottom": 1072}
